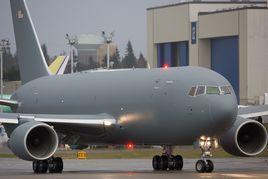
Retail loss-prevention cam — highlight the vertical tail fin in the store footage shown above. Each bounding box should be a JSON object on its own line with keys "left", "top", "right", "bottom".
{"left": 10, "top": 0, "right": 51, "bottom": 84}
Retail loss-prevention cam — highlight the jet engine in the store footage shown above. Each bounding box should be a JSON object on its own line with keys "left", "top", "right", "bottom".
{"left": 220, "top": 117, "right": 268, "bottom": 156}
{"left": 8, "top": 121, "right": 58, "bottom": 161}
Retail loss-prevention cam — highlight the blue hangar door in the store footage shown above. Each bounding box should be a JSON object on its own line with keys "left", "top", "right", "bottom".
{"left": 157, "top": 42, "right": 189, "bottom": 68}
{"left": 211, "top": 36, "right": 239, "bottom": 101}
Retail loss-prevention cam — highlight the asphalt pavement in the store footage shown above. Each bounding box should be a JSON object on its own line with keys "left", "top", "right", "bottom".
{"left": 0, "top": 158, "right": 268, "bottom": 178}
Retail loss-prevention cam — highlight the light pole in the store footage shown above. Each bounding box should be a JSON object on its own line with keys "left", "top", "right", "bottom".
{"left": 102, "top": 31, "right": 114, "bottom": 70}
{"left": 65, "top": 34, "right": 77, "bottom": 74}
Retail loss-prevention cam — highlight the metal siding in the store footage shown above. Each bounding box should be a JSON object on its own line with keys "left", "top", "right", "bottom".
{"left": 179, "top": 41, "right": 189, "bottom": 66}
{"left": 158, "top": 42, "right": 189, "bottom": 68}
{"left": 211, "top": 36, "right": 239, "bottom": 102}
{"left": 170, "top": 42, "right": 178, "bottom": 67}
{"left": 157, "top": 43, "right": 172, "bottom": 68}
{"left": 157, "top": 44, "right": 163, "bottom": 68}
{"left": 164, "top": 43, "right": 172, "bottom": 66}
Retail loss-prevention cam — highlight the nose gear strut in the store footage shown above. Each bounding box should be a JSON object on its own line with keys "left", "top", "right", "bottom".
{"left": 195, "top": 137, "right": 215, "bottom": 173}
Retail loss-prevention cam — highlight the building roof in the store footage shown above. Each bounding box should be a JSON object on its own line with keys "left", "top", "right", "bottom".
{"left": 74, "top": 34, "right": 104, "bottom": 50}
{"left": 198, "top": 5, "right": 268, "bottom": 15}
{"left": 147, "top": 0, "right": 267, "bottom": 10}
{"left": 76, "top": 34, "right": 104, "bottom": 45}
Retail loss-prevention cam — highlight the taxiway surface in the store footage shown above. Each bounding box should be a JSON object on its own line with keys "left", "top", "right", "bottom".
{"left": 0, "top": 158, "right": 268, "bottom": 178}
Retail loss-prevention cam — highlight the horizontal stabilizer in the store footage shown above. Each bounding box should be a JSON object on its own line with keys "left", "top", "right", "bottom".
{"left": 0, "top": 99, "right": 19, "bottom": 108}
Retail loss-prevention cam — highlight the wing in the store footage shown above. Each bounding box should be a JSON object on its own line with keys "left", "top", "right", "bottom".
{"left": 238, "top": 105, "right": 268, "bottom": 121}
{"left": 0, "top": 113, "right": 117, "bottom": 146}
{"left": 0, "top": 113, "right": 116, "bottom": 126}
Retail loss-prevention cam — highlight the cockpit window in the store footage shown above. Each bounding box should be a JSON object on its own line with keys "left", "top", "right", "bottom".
{"left": 196, "top": 86, "right": 206, "bottom": 96}
{"left": 188, "top": 85, "right": 232, "bottom": 97}
{"left": 188, "top": 87, "right": 196, "bottom": 96}
{"left": 206, "top": 86, "right": 220, "bottom": 95}
{"left": 220, "top": 86, "right": 232, "bottom": 94}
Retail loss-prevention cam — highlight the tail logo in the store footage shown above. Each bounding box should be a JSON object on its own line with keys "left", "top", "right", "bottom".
{"left": 16, "top": 10, "right": 24, "bottom": 19}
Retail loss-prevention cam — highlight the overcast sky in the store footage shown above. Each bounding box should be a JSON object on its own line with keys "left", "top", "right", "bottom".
{"left": 0, "top": 0, "right": 183, "bottom": 58}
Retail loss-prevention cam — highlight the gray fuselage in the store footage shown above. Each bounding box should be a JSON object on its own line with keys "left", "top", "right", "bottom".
{"left": 12, "top": 67, "right": 237, "bottom": 145}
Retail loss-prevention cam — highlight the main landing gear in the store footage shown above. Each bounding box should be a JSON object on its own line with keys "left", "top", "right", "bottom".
{"left": 195, "top": 137, "right": 215, "bottom": 173}
{"left": 152, "top": 146, "right": 183, "bottom": 171}
{"left": 33, "top": 157, "right": 63, "bottom": 174}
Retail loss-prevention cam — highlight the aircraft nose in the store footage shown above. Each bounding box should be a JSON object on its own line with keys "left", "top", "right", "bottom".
{"left": 210, "top": 94, "right": 237, "bottom": 132}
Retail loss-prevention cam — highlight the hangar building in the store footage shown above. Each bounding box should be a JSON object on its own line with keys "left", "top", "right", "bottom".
{"left": 73, "top": 34, "right": 117, "bottom": 69}
{"left": 147, "top": 0, "right": 268, "bottom": 105}
{"left": 74, "top": 34, "right": 104, "bottom": 66}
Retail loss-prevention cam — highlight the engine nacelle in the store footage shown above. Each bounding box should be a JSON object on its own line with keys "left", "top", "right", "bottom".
{"left": 220, "top": 117, "right": 268, "bottom": 156}
{"left": 9, "top": 121, "right": 58, "bottom": 161}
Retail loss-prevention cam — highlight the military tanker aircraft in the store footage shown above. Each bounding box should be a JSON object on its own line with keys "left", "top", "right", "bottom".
{"left": 1, "top": 0, "right": 268, "bottom": 174}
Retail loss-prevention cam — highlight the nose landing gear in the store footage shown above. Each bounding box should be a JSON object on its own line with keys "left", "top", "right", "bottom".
{"left": 195, "top": 137, "right": 216, "bottom": 173}
{"left": 196, "top": 159, "right": 214, "bottom": 173}
{"left": 152, "top": 146, "right": 183, "bottom": 171}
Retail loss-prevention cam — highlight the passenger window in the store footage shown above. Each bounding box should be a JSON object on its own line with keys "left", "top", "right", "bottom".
{"left": 196, "top": 86, "right": 206, "bottom": 96}
{"left": 220, "top": 86, "right": 232, "bottom": 94}
{"left": 188, "top": 87, "right": 196, "bottom": 96}
{"left": 206, "top": 86, "right": 220, "bottom": 95}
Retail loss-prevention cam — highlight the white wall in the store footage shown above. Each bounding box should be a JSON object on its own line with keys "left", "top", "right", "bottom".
{"left": 199, "top": 11, "right": 239, "bottom": 38}
{"left": 188, "top": 3, "right": 264, "bottom": 66}
{"left": 153, "top": 4, "right": 189, "bottom": 43}
{"left": 239, "top": 10, "right": 248, "bottom": 105}
{"left": 246, "top": 9, "right": 268, "bottom": 103}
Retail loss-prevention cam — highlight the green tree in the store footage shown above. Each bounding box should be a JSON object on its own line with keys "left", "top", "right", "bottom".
{"left": 3, "top": 50, "right": 20, "bottom": 81}
{"left": 136, "top": 53, "right": 147, "bottom": 68}
{"left": 5, "top": 66, "right": 20, "bottom": 81}
{"left": 110, "top": 48, "right": 121, "bottom": 69}
{"left": 41, "top": 44, "right": 50, "bottom": 65}
{"left": 121, "top": 41, "right": 137, "bottom": 68}
{"left": 88, "top": 57, "right": 100, "bottom": 69}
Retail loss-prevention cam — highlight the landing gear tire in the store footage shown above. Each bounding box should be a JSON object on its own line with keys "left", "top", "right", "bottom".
{"left": 195, "top": 160, "right": 206, "bottom": 173}
{"left": 152, "top": 146, "right": 184, "bottom": 171}
{"left": 33, "top": 160, "right": 48, "bottom": 174}
{"left": 196, "top": 136, "right": 216, "bottom": 173}
{"left": 160, "top": 155, "right": 168, "bottom": 170}
{"left": 174, "top": 155, "right": 183, "bottom": 170}
{"left": 152, "top": 155, "right": 161, "bottom": 170}
{"left": 205, "top": 160, "right": 214, "bottom": 173}
{"left": 48, "top": 157, "right": 64, "bottom": 173}
{"left": 152, "top": 154, "right": 183, "bottom": 171}
{"left": 169, "top": 156, "right": 175, "bottom": 170}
